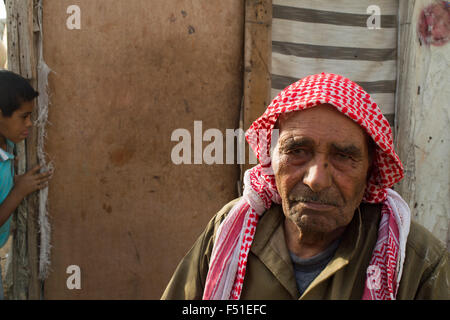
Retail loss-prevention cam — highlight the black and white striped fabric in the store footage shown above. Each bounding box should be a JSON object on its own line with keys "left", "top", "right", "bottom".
{"left": 271, "top": 0, "right": 399, "bottom": 126}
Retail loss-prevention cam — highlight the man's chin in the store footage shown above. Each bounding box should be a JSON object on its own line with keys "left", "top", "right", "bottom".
{"left": 288, "top": 208, "right": 337, "bottom": 234}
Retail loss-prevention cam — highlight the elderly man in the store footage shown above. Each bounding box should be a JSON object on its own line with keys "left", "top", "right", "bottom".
{"left": 162, "top": 73, "right": 449, "bottom": 300}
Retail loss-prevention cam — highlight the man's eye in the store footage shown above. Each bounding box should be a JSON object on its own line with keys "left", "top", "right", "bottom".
{"left": 290, "top": 148, "right": 307, "bottom": 155}
{"left": 336, "top": 153, "right": 351, "bottom": 160}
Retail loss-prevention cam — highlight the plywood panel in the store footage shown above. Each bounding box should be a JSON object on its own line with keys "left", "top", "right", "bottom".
{"left": 43, "top": 0, "right": 244, "bottom": 299}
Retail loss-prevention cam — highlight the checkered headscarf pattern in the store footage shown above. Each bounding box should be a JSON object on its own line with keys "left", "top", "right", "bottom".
{"left": 246, "top": 72, "right": 404, "bottom": 203}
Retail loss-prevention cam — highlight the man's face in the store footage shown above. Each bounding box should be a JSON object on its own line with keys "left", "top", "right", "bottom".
{"left": 272, "top": 104, "right": 371, "bottom": 235}
{"left": 0, "top": 100, "right": 34, "bottom": 145}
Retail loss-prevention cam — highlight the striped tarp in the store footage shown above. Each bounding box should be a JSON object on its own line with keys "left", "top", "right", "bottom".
{"left": 271, "top": 0, "right": 399, "bottom": 126}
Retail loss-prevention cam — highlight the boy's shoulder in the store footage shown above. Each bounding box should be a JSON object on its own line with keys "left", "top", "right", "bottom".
{"left": 0, "top": 139, "right": 15, "bottom": 161}
{"left": 0, "top": 140, "right": 14, "bottom": 189}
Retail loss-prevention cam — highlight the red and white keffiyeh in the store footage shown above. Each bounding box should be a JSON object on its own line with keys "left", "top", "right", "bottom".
{"left": 203, "top": 73, "right": 411, "bottom": 300}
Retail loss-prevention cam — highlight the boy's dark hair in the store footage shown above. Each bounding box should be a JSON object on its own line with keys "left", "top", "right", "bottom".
{"left": 0, "top": 70, "right": 39, "bottom": 117}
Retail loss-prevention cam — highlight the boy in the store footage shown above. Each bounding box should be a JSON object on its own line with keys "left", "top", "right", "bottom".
{"left": 0, "top": 70, "right": 53, "bottom": 299}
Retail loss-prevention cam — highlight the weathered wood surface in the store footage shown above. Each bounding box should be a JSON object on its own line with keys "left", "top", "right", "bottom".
{"left": 242, "top": 0, "right": 272, "bottom": 176}
{"left": 5, "top": 0, "right": 34, "bottom": 78}
{"left": 5, "top": 0, "right": 41, "bottom": 300}
{"left": 395, "top": 0, "right": 449, "bottom": 248}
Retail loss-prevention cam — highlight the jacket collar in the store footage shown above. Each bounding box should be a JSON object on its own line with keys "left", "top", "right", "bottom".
{"left": 251, "top": 203, "right": 364, "bottom": 299}
{"left": 0, "top": 139, "right": 14, "bottom": 162}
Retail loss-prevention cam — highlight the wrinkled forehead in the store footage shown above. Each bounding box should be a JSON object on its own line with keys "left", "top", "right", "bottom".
{"left": 270, "top": 104, "right": 374, "bottom": 158}
{"left": 275, "top": 104, "right": 369, "bottom": 143}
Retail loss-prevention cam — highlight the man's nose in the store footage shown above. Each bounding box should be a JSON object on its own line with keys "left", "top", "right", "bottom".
{"left": 25, "top": 116, "right": 33, "bottom": 128}
{"left": 302, "top": 157, "right": 332, "bottom": 193}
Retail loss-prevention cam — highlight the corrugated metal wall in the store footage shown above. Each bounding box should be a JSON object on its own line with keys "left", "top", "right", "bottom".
{"left": 270, "top": 0, "right": 398, "bottom": 127}
{"left": 269, "top": 0, "right": 449, "bottom": 249}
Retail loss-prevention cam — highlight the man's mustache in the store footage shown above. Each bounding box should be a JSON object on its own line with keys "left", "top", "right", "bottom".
{"left": 288, "top": 188, "right": 341, "bottom": 207}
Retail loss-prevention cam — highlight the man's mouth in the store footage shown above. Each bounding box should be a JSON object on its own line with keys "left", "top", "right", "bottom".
{"left": 289, "top": 197, "right": 337, "bottom": 212}
{"left": 294, "top": 201, "right": 336, "bottom": 211}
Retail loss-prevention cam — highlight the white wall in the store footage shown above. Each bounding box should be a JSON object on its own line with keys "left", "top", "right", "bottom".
{"left": 395, "top": 0, "right": 449, "bottom": 248}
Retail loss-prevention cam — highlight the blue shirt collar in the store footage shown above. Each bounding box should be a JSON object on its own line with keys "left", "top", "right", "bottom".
{"left": 0, "top": 139, "right": 15, "bottom": 162}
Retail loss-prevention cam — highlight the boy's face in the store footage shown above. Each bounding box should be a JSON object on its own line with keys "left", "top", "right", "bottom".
{"left": 0, "top": 100, "right": 34, "bottom": 145}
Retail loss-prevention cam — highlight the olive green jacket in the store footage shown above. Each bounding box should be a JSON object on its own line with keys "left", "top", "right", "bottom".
{"left": 162, "top": 198, "right": 449, "bottom": 300}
